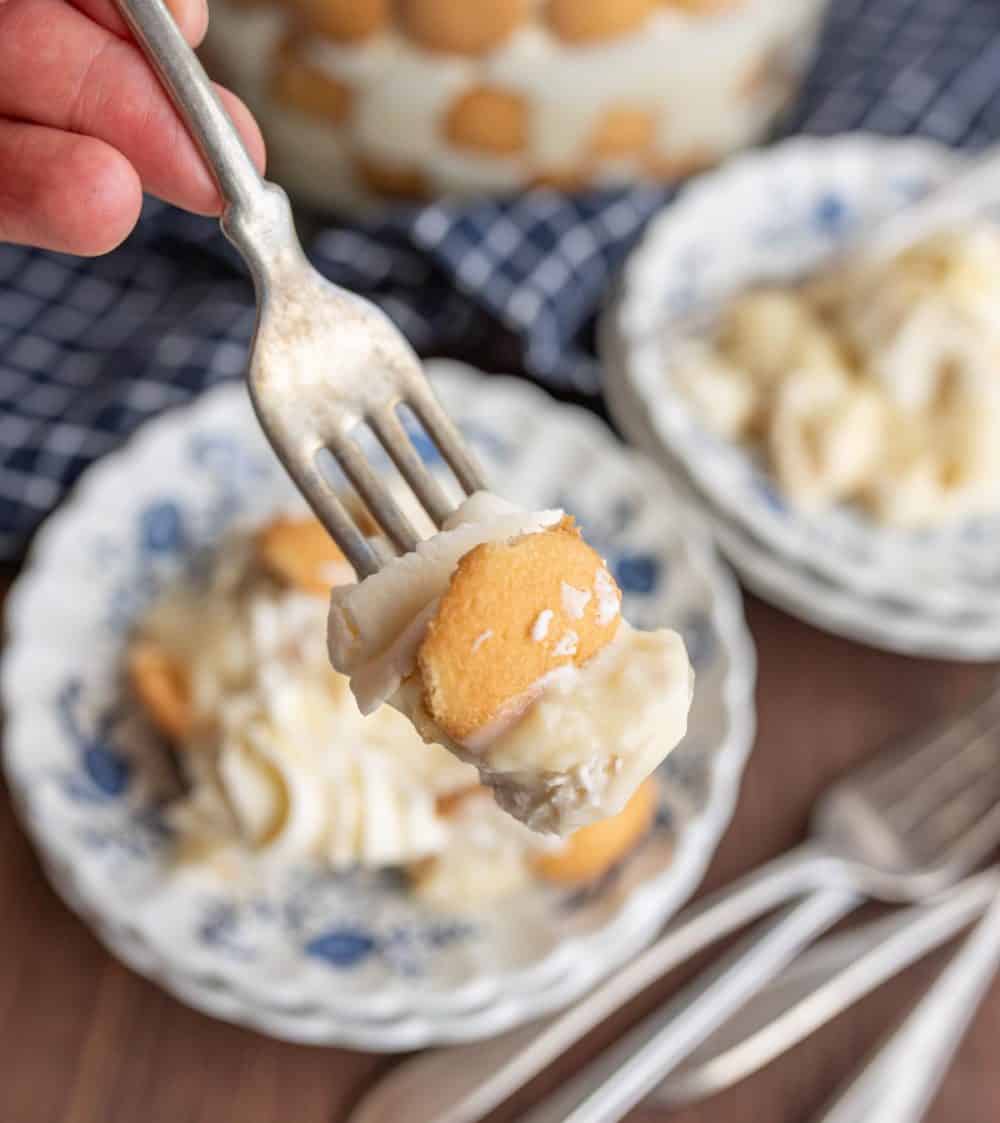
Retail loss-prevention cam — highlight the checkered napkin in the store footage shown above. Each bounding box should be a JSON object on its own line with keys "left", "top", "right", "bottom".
{"left": 2, "top": 0, "right": 1000, "bottom": 560}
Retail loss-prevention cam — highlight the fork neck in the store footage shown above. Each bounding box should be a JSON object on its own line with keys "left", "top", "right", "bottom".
{"left": 111, "top": 0, "right": 309, "bottom": 287}
{"left": 221, "top": 184, "right": 310, "bottom": 294}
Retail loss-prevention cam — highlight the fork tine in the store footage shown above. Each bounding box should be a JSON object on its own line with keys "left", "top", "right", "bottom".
{"left": 868, "top": 688, "right": 1000, "bottom": 803}
{"left": 369, "top": 406, "right": 457, "bottom": 527}
{"left": 328, "top": 434, "right": 422, "bottom": 556}
{"left": 273, "top": 443, "right": 382, "bottom": 578}
{"left": 367, "top": 533, "right": 396, "bottom": 569}
{"left": 919, "top": 766, "right": 1000, "bottom": 855}
{"left": 406, "top": 387, "right": 488, "bottom": 496}
{"left": 889, "top": 724, "right": 1000, "bottom": 831}
{"left": 948, "top": 800, "right": 1000, "bottom": 873}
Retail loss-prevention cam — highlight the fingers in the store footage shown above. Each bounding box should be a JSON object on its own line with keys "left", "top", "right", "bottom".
{"left": 66, "top": 0, "right": 209, "bottom": 47}
{"left": 0, "top": 0, "right": 266, "bottom": 216}
{"left": 0, "top": 119, "right": 143, "bottom": 255}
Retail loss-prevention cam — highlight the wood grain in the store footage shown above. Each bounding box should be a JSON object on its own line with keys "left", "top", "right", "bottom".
{"left": 1, "top": 581, "right": 997, "bottom": 1123}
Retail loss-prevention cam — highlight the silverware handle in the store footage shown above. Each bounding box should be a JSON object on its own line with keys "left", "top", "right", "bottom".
{"left": 349, "top": 844, "right": 832, "bottom": 1123}
{"left": 520, "top": 884, "right": 860, "bottom": 1123}
{"left": 656, "top": 870, "right": 1000, "bottom": 1107}
{"left": 814, "top": 888, "right": 1000, "bottom": 1123}
{"left": 113, "top": 0, "right": 296, "bottom": 279}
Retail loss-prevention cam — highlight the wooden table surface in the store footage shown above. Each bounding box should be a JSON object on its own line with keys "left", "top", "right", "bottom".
{"left": 2, "top": 579, "right": 999, "bottom": 1123}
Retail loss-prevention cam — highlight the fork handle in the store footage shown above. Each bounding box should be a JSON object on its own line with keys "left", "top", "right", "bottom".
{"left": 656, "top": 870, "right": 1000, "bottom": 1107}
{"left": 813, "top": 888, "right": 1000, "bottom": 1123}
{"left": 348, "top": 843, "right": 837, "bottom": 1123}
{"left": 113, "top": 0, "right": 297, "bottom": 277}
{"left": 520, "top": 885, "right": 860, "bottom": 1123}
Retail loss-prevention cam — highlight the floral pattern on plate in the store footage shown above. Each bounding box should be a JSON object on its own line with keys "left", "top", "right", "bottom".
{"left": 2, "top": 361, "right": 755, "bottom": 1047}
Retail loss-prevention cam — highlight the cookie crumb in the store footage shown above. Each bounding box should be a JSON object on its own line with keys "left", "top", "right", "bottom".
{"left": 471, "top": 630, "right": 494, "bottom": 654}
{"left": 594, "top": 567, "right": 620, "bottom": 625}
{"left": 561, "top": 582, "right": 592, "bottom": 619}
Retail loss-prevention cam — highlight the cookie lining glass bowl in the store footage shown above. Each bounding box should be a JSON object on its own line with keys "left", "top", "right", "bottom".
{"left": 202, "top": 0, "right": 830, "bottom": 212}
{"left": 2, "top": 362, "right": 755, "bottom": 1047}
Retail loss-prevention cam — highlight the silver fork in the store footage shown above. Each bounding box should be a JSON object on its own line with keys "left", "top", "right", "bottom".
{"left": 114, "top": 0, "right": 486, "bottom": 578}
{"left": 654, "top": 869, "right": 1000, "bottom": 1106}
{"left": 812, "top": 884, "right": 1000, "bottom": 1123}
{"left": 350, "top": 687, "right": 1000, "bottom": 1123}
{"left": 520, "top": 687, "right": 1000, "bottom": 1123}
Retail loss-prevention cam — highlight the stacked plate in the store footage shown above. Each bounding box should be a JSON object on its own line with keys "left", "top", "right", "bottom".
{"left": 603, "top": 134, "right": 1000, "bottom": 661}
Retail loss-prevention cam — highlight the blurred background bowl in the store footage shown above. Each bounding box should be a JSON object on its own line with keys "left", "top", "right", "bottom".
{"left": 202, "top": 0, "right": 830, "bottom": 212}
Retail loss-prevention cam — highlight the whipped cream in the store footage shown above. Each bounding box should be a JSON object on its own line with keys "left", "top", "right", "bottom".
{"left": 328, "top": 493, "right": 694, "bottom": 836}
{"left": 144, "top": 528, "right": 477, "bottom": 878}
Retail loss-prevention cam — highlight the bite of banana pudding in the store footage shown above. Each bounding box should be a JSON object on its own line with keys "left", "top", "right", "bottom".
{"left": 328, "top": 492, "right": 694, "bottom": 835}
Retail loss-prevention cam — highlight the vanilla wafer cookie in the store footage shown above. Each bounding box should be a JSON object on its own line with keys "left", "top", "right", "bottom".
{"left": 290, "top": 0, "right": 388, "bottom": 41}
{"left": 271, "top": 41, "right": 354, "bottom": 124}
{"left": 445, "top": 86, "right": 529, "bottom": 155}
{"left": 128, "top": 642, "right": 193, "bottom": 741}
{"left": 256, "top": 516, "right": 355, "bottom": 595}
{"left": 547, "top": 0, "right": 655, "bottom": 43}
{"left": 534, "top": 777, "right": 658, "bottom": 882}
{"left": 417, "top": 520, "right": 621, "bottom": 744}
{"left": 400, "top": 0, "right": 528, "bottom": 54}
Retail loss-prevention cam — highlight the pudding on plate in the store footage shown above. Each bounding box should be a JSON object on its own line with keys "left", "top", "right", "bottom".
{"left": 128, "top": 512, "right": 665, "bottom": 906}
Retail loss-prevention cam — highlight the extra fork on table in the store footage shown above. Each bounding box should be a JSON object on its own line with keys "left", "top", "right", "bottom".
{"left": 810, "top": 885, "right": 1000, "bottom": 1123}
{"left": 352, "top": 687, "right": 1000, "bottom": 1123}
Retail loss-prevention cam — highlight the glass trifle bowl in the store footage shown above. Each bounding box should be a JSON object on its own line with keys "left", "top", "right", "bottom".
{"left": 203, "top": 0, "right": 830, "bottom": 212}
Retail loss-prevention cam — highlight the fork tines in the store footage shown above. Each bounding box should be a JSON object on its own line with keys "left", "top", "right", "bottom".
{"left": 325, "top": 389, "right": 488, "bottom": 578}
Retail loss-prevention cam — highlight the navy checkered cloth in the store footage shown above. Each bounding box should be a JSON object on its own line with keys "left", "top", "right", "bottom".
{"left": 2, "top": 0, "right": 1000, "bottom": 559}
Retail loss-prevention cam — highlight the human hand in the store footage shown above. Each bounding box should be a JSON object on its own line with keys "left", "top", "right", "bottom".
{"left": 0, "top": 0, "right": 266, "bottom": 255}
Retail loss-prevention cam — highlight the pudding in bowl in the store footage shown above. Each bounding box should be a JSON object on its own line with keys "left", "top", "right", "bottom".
{"left": 1, "top": 364, "right": 754, "bottom": 1042}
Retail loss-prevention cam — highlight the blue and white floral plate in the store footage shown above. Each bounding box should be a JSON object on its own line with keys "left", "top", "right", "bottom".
{"left": 612, "top": 135, "right": 1000, "bottom": 619}
{"left": 2, "top": 361, "right": 755, "bottom": 1049}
